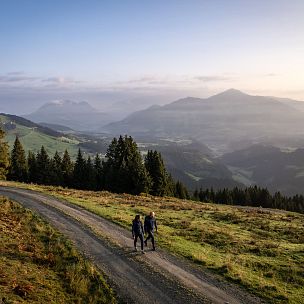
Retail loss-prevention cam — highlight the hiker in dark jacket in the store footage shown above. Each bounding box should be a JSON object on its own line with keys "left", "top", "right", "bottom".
{"left": 132, "top": 215, "right": 145, "bottom": 253}
{"left": 144, "top": 211, "right": 157, "bottom": 251}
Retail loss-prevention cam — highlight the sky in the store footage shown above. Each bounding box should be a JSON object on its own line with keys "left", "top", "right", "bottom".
{"left": 0, "top": 0, "right": 304, "bottom": 114}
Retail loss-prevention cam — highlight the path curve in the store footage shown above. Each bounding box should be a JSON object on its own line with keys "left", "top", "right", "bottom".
{"left": 0, "top": 186, "right": 265, "bottom": 304}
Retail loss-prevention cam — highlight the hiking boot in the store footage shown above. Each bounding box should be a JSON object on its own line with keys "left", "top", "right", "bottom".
{"left": 152, "top": 247, "right": 156, "bottom": 251}
{"left": 144, "top": 240, "right": 147, "bottom": 246}
{"left": 134, "top": 247, "right": 138, "bottom": 252}
{"left": 141, "top": 250, "right": 145, "bottom": 254}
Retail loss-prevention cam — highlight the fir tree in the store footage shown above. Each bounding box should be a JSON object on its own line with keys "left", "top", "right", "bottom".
{"left": 175, "top": 180, "right": 189, "bottom": 199}
{"left": 61, "top": 150, "right": 73, "bottom": 187}
{"left": 49, "top": 151, "right": 63, "bottom": 185}
{"left": 94, "top": 153, "right": 103, "bottom": 190}
{"left": 0, "top": 127, "right": 9, "bottom": 180}
{"left": 103, "top": 135, "right": 150, "bottom": 194}
{"left": 145, "top": 150, "right": 170, "bottom": 196}
{"left": 85, "top": 156, "right": 96, "bottom": 190}
{"left": 36, "top": 146, "right": 51, "bottom": 184}
{"left": 8, "top": 136, "right": 27, "bottom": 182}
{"left": 27, "top": 151, "right": 37, "bottom": 182}
{"left": 193, "top": 188, "right": 199, "bottom": 201}
{"left": 73, "top": 149, "right": 86, "bottom": 189}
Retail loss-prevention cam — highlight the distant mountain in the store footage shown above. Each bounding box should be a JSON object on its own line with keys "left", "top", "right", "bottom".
{"left": 221, "top": 144, "right": 304, "bottom": 195}
{"left": 25, "top": 100, "right": 115, "bottom": 131}
{"left": 106, "top": 89, "right": 304, "bottom": 153}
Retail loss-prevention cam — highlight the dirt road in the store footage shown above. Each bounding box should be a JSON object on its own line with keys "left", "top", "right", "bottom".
{"left": 0, "top": 186, "right": 265, "bottom": 304}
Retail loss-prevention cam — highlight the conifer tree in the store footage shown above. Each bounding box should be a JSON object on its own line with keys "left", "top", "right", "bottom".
{"left": 103, "top": 135, "right": 150, "bottom": 194}
{"left": 8, "top": 136, "right": 27, "bottom": 182}
{"left": 193, "top": 188, "right": 199, "bottom": 201}
{"left": 61, "top": 150, "right": 73, "bottom": 187}
{"left": 94, "top": 153, "right": 103, "bottom": 190}
{"left": 0, "top": 127, "right": 9, "bottom": 180}
{"left": 27, "top": 151, "right": 37, "bottom": 182}
{"left": 73, "top": 149, "right": 86, "bottom": 189}
{"left": 49, "top": 151, "right": 63, "bottom": 185}
{"left": 85, "top": 156, "right": 96, "bottom": 190}
{"left": 175, "top": 180, "right": 189, "bottom": 199}
{"left": 145, "top": 150, "right": 170, "bottom": 196}
{"left": 36, "top": 146, "right": 51, "bottom": 184}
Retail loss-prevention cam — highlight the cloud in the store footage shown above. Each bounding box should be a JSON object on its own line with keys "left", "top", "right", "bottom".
{"left": 194, "top": 75, "right": 234, "bottom": 82}
{"left": 6, "top": 71, "right": 25, "bottom": 76}
{"left": 127, "top": 76, "right": 157, "bottom": 83}
{"left": 0, "top": 74, "right": 38, "bottom": 83}
{"left": 0, "top": 73, "right": 83, "bottom": 89}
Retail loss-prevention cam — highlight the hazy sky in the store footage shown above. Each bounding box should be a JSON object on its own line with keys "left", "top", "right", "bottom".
{"left": 1, "top": 0, "right": 304, "bottom": 113}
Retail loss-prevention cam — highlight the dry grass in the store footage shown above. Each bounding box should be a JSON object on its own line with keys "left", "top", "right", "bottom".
{"left": 0, "top": 195, "right": 116, "bottom": 304}
{"left": 1, "top": 181, "right": 304, "bottom": 303}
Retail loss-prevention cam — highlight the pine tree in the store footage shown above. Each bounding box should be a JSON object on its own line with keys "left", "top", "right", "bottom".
{"left": 94, "top": 153, "right": 103, "bottom": 190}
{"left": 0, "top": 127, "right": 9, "bottom": 180}
{"left": 175, "top": 181, "right": 189, "bottom": 199}
{"left": 61, "top": 150, "right": 73, "bottom": 187}
{"left": 85, "top": 156, "right": 96, "bottom": 190}
{"left": 27, "top": 151, "right": 37, "bottom": 182}
{"left": 193, "top": 188, "right": 199, "bottom": 201}
{"left": 145, "top": 150, "right": 170, "bottom": 196}
{"left": 49, "top": 151, "right": 63, "bottom": 185}
{"left": 36, "top": 146, "right": 51, "bottom": 184}
{"left": 103, "top": 135, "right": 150, "bottom": 194}
{"left": 73, "top": 149, "right": 86, "bottom": 189}
{"left": 8, "top": 136, "right": 27, "bottom": 182}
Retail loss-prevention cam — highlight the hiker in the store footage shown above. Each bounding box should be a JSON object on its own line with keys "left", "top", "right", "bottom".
{"left": 132, "top": 215, "right": 145, "bottom": 253}
{"left": 144, "top": 211, "right": 157, "bottom": 251}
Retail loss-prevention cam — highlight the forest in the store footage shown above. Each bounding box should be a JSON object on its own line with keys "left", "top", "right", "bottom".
{"left": 0, "top": 128, "right": 303, "bottom": 213}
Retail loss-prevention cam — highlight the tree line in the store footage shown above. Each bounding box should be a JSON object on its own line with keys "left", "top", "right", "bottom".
{"left": 2, "top": 134, "right": 190, "bottom": 199}
{"left": 193, "top": 186, "right": 304, "bottom": 213}
{"left": 0, "top": 128, "right": 303, "bottom": 213}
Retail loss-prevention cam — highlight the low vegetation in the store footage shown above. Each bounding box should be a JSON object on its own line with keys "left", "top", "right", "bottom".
{"left": 0, "top": 196, "right": 116, "bottom": 303}
{"left": 1, "top": 181, "right": 303, "bottom": 303}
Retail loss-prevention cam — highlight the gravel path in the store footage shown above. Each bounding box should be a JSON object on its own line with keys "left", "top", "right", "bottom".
{"left": 0, "top": 186, "right": 266, "bottom": 304}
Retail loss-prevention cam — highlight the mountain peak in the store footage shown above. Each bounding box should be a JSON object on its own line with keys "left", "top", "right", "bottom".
{"left": 213, "top": 88, "right": 249, "bottom": 98}
{"left": 38, "top": 100, "right": 96, "bottom": 113}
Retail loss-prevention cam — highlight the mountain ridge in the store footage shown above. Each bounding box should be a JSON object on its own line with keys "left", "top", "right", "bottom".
{"left": 105, "top": 89, "right": 304, "bottom": 153}
{"left": 24, "top": 99, "right": 113, "bottom": 131}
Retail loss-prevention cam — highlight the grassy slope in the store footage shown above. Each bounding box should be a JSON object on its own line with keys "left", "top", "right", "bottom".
{"left": 0, "top": 195, "right": 116, "bottom": 304}
{"left": 0, "top": 114, "right": 80, "bottom": 157}
{"left": 1, "top": 181, "right": 304, "bottom": 304}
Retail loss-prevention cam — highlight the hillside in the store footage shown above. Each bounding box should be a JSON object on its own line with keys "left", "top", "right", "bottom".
{"left": 1, "top": 181, "right": 303, "bottom": 303}
{"left": 0, "top": 196, "right": 115, "bottom": 303}
{"left": 25, "top": 100, "right": 114, "bottom": 131}
{"left": 0, "top": 113, "right": 81, "bottom": 157}
{"left": 222, "top": 144, "right": 304, "bottom": 195}
{"left": 0, "top": 113, "right": 111, "bottom": 158}
{"left": 105, "top": 89, "right": 304, "bottom": 153}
